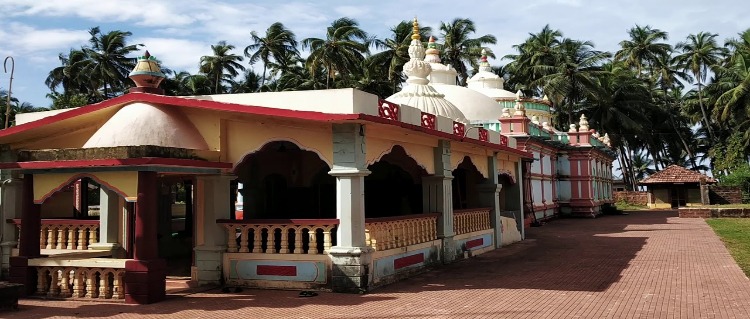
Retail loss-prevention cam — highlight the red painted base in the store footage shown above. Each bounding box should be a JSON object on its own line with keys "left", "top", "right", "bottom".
{"left": 8, "top": 257, "right": 35, "bottom": 296}
{"left": 124, "top": 259, "right": 167, "bottom": 304}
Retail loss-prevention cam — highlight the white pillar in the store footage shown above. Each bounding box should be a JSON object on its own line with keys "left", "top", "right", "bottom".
{"left": 89, "top": 188, "right": 122, "bottom": 256}
{"left": 192, "top": 175, "right": 232, "bottom": 286}
{"left": 329, "top": 123, "right": 372, "bottom": 293}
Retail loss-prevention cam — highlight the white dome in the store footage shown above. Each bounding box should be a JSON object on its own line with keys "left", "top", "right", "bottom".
{"left": 84, "top": 102, "right": 209, "bottom": 150}
{"left": 431, "top": 84, "right": 505, "bottom": 122}
{"left": 471, "top": 87, "right": 518, "bottom": 100}
{"left": 387, "top": 85, "right": 469, "bottom": 123}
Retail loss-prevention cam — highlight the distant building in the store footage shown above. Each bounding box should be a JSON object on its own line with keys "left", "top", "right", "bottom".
{"left": 640, "top": 165, "right": 716, "bottom": 208}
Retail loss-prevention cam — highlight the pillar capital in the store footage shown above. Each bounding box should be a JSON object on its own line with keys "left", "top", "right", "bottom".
{"left": 328, "top": 168, "right": 371, "bottom": 177}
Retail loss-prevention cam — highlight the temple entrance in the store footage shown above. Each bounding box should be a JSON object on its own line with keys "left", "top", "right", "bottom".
{"left": 452, "top": 157, "right": 487, "bottom": 210}
{"left": 234, "top": 141, "right": 335, "bottom": 220}
{"left": 155, "top": 177, "right": 195, "bottom": 291}
{"left": 365, "top": 145, "right": 426, "bottom": 218}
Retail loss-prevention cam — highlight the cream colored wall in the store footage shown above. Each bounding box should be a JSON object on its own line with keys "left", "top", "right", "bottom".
{"left": 182, "top": 109, "right": 221, "bottom": 152}
{"left": 648, "top": 188, "right": 672, "bottom": 209}
{"left": 687, "top": 188, "right": 702, "bottom": 206}
{"left": 365, "top": 135, "right": 437, "bottom": 174}
{"left": 34, "top": 172, "right": 139, "bottom": 203}
{"left": 225, "top": 118, "right": 333, "bottom": 168}
{"left": 451, "top": 143, "right": 493, "bottom": 178}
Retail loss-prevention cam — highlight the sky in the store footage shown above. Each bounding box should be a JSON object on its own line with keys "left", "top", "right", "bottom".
{"left": 0, "top": 0, "right": 748, "bottom": 108}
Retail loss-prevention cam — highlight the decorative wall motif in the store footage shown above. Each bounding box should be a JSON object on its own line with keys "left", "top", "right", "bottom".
{"left": 378, "top": 100, "right": 400, "bottom": 121}
{"left": 421, "top": 112, "right": 436, "bottom": 129}
{"left": 453, "top": 122, "right": 466, "bottom": 137}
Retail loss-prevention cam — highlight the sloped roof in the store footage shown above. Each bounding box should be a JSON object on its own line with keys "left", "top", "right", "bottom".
{"left": 640, "top": 165, "right": 717, "bottom": 184}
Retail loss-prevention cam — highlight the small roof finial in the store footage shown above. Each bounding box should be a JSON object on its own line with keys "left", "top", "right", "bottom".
{"left": 516, "top": 90, "right": 523, "bottom": 101}
{"left": 478, "top": 48, "right": 491, "bottom": 72}
{"left": 411, "top": 17, "right": 420, "bottom": 40}
{"left": 425, "top": 36, "right": 441, "bottom": 63}
{"left": 578, "top": 114, "right": 589, "bottom": 132}
{"left": 129, "top": 50, "right": 165, "bottom": 94}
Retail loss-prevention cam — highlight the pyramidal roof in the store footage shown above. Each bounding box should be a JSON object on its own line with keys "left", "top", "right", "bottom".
{"left": 640, "top": 165, "right": 717, "bottom": 184}
{"left": 386, "top": 18, "right": 468, "bottom": 123}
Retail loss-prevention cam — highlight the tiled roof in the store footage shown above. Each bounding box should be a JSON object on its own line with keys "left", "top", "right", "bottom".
{"left": 640, "top": 165, "right": 717, "bottom": 184}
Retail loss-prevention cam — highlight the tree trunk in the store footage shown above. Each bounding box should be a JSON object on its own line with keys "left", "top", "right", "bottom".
{"left": 261, "top": 65, "right": 267, "bottom": 91}
{"left": 696, "top": 72, "right": 715, "bottom": 141}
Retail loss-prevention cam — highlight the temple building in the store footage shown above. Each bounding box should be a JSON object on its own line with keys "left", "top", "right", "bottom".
{"left": 0, "top": 18, "right": 613, "bottom": 304}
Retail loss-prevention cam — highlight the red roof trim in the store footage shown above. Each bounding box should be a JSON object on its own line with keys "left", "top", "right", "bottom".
{"left": 0, "top": 93, "right": 361, "bottom": 138}
{"left": 0, "top": 158, "right": 232, "bottom": 170}
{"left": 0, "top": 92, "right": 531, "bottom": 158}
{"left": 358, "top": 115, "right": 533, "bottom": 158}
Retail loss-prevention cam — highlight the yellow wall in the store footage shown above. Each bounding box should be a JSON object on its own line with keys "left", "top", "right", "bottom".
{"left": 34, "top": 171, "right": 138, "bottom": 203}
{"left": 225, "top": 118, "right": 333, "bottom": 168}
{"left": 366, "top": 137, "right": 435, "bottom": 175}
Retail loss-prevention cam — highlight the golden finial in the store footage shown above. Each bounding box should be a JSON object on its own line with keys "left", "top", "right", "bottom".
{"left": 411, "top": 17, "right": 420, "bottom": 40}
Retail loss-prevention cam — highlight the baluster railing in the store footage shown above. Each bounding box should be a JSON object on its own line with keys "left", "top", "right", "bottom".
{"left": 9, "top": 219, "right": 100, "bottom": 250}
{"left": 453, "top": 208, "right": 492, "bottom": 235}
{"left": 218, "top": 219, "right": 339, "bottom": 255}
{"left": 364, "top": 213, "right": 440, "bottom": 251}
{"left": 31, "top": 262, "right": 125, "bottom": 300}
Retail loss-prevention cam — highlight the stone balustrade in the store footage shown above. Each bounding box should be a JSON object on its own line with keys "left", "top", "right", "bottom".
{"left": 365, "top": 213, "right": 440, "bottom": 251}
{"left": 217, "top": 219, "right": 339, "bottom": 254}
{"left": 453, "top": 208, "right": 492, "bottom": 235}
{"left": 29, "top": 258, "right": 126, "bottom": 300}
{"left": 8, "top": 219, "right": 100, "bottom": 250}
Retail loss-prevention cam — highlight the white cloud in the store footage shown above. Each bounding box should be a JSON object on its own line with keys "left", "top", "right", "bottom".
{"left": 133, "top": 38, "right": 213, "bottom": 73}
{"left": 335, "top": 5, "right": 369, "bottom": 18}
{"left": 2, "top": 0, "right": 195, "bottom": 27}
{"left": 0, "top": 23, "right": 89, "bottom": 56}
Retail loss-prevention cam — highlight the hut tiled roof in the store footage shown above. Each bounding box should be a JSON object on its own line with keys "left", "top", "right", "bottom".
{"left": 639, "top": 165, "right": 717, "bottom": 184}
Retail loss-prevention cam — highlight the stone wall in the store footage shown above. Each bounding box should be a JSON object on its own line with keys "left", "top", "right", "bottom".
{"left": 614, "top": 191, "right": 648, "bottom": 205}
{"left": 709, "top": 186, "right": 744, "bottom": 205}
{"left": 679, "top": 208, "right": 750, "bottom": 218}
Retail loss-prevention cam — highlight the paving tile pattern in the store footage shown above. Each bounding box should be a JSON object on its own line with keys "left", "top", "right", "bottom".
{"left": 7, "top": 211, "right": 750, "bottom": 319}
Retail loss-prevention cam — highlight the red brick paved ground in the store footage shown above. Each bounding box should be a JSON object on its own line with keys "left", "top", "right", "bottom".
{"left": 6, "top": 211, "right": 750, "bottom": 319}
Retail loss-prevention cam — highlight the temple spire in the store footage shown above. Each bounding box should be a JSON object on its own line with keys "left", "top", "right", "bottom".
{"left": 425, "top": 36, "right": 441, "bottom": 63}
{"left": 478, "top": 49, "right": 491, "bottom": 72}
{"left": 403, "top": 17, "right": 430, "bottom": 85}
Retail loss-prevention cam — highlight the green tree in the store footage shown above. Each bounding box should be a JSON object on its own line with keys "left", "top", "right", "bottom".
{"left": 675, "top": 32, "right": 727, "bottom": 141}
{"left": 370, "top": 20, "right": 431, "bottom": 92}
{"left": 303, "top": 17, "right": 370, "bottom": 89}
{"left": 200, "top": 41, "right": 246, "bottom": 94}
{"left": 439, "top": 18, "right": 497, "bottom": 86}
{"left": 78, "top": 27, "right": 141, "bottom": 99}
{"left": 244, "top": 22, "right": 299, "bottom": 88}
{"left": 614, "top": 25, "right": 671, "bottom": 78}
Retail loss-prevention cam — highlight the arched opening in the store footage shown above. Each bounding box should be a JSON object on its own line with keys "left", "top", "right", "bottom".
{"left": 452, "top": 157, "right": 487, "bottom": 209}
{"left": 365, "top": 145, "right": 427, "bottom": 218}
{"left": 234, "top": 141, "right": 335, "bottom": 219}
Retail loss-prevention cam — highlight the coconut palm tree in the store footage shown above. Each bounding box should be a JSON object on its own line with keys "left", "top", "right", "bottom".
{"left": 76, "top": 27, "right": 141, "bottom": 99}
{"left": 615, "top": 25, "right": 671, "bottom": 78}
{"left": 535, "top": 38, "right": 611, "bottom": 124}
{"left": 439, "top": 18, "right": 497, "bottom": 86}
{"left": 244, "top": 22, "right": 299, "bottom": 88}
{"left": 200, "top": 41, "right": 246, "bottom": 94}
{"left": 303, "top": 17, "right": 370, "bottom": 89}
{"left": 674, "top": 32, "right": 727, "bottom": 141}
{"left": 370, "top": 20, "right": 431, "bottom": 92}
{"left": 503, "top": 24, "right": 563, "bottom": 92}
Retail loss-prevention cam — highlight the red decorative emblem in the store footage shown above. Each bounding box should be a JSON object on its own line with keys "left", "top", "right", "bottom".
{"left": 500, "top": 135, "right": 509, "bottom": 146}
{"left": 478, "top": 128, "right": 488, "bottom": 141}
{"left": 378, "top": 100, "right": 400, "bottom": 121}
{"left": 453, "top": 122, "right": 466, "bottom": 136}
{"left": 421, "top": 112, "right": 436, "bottom": 129}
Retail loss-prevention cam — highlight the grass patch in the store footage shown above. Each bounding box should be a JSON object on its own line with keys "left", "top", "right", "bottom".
{"left": 706, "top": 218, "right": 750, "bottom": 277}
{"left": 614, "top": 200, "right": 648, "bottom": 211}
